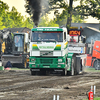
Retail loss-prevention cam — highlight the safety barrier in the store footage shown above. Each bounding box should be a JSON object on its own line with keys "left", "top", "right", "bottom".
{"left": 53, "top": 95, "right": 59, "bottom": 100}
{"left": 86, "top": 85, "right": 96, "bottom": 100}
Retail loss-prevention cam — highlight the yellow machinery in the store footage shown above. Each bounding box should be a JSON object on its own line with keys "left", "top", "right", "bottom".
{"left": 0, "top": 30, "right": 30, "bottom": 68}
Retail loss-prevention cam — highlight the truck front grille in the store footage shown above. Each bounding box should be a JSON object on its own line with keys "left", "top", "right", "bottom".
{"left": 40, "top": 59, "right": 53, "bottom": 64}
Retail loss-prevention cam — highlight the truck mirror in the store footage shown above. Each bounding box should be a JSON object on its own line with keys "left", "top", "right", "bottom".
{"left": 28, "top": 40, "right": 30, "bottom": 43}
{"left": 83, "top": 37, "right": 86, "bottom": 43}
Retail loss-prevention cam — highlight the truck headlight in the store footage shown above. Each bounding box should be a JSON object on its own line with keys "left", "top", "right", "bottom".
{"left": 31, "top": 59, "right": 35, "bottom": 62}
{"left": 32, "top": 65, "right": 35, "bottom": 67}
{"left": 58, "top": 59, "right": 62, "bottom": 62}
{"left": 58, "top": 65, "right": 61, "bottom": 67}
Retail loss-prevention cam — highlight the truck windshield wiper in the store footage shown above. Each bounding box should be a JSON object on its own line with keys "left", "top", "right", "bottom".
{"left": 43, "top": 39, "right": 57, "bottom": 42}
{"left": 36, "top": 40, "right": 42, "bottom": 42}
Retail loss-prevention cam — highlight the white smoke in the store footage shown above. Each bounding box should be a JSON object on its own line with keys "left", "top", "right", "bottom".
{"left": 41, "top": 0, "right": 49, "bottom": 15}
{"left": 86, "top": 33, "right": 100, "bottom": 43}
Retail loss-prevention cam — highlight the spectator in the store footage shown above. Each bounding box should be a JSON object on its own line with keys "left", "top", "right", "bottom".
{"left": 57, "top": 34, "right": 62, "bottom": 41}
{"left": 38, "top": 34, "right": 41, "bottom": 40}
{"left": 70, "top": 36, "right": 76, "bottom": 42}
{"left": 5, "top": 61, "right": 12, "bottom": 70}
{"left": 57, "top": 34, "right": 60, "bottom": 41}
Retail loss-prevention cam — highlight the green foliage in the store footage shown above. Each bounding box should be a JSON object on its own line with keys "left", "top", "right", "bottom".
{"left": 25, "top": 0, "right": 92, "bottom": 28}
{"left": 39, "top": 14, "right": 59, "bottom": 27}
{"left": 24, "top": 0, "right": 100, "bottom": 28}
{"left": 48, "top": 0, "right": 100, "bottom": 28}
{"left": 49, "top": 0, "right": 100, "bottom": 20}
{"left": 0, "top": 0, "right": 59, "bottom": 30}
{"left": 54, "top": 9, "right": 85, "bottom": 26}
{"left": 83, "top": 97, "right": 100, "bottom": 100}
{"left": 24, "top": 0, "right": 32, "bottom": 16}
{"left": 72, "top": 15, "right": 86, "bottom": 23}
{"left": 84, "top": 68, "right": 100, "bottom": 72}
{"left": 0, "top": 0, "right": 33, "bottom": 30}
{"left": 74, "top": 0, "right": 100, "bottom": 20}
{"left": 22, "top": 17, "right": 34, "bottom": 29}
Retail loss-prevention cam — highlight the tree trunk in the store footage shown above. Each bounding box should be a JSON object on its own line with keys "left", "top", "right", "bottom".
{"left": 66, "top": 0, "right": 73, "bottom": 30}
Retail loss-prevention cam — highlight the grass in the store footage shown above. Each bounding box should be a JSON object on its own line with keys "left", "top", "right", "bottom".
{"left": 83, "top": 97, "right": 100, "bottom": 100}
{"left": 11, "top": 67, "right": 29, "bottom": 70}
{"left": 84, "top": 67, "right": 100, "bottom": 72}
{"left": 83, "top": 67, "right": 100, "bottom": 100}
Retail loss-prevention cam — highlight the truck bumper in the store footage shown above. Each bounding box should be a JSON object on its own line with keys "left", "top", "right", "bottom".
{"left": 30, "top": 68, "right": 64, "bottom": 73}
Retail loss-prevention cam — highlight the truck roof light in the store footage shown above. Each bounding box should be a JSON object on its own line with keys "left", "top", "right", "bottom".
{"left": 80, "top": 26, "right": 82, "bottom": 28}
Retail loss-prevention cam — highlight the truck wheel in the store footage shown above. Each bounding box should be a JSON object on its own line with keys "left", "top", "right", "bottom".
{"left": 31, "top": 70, "right": 36, "bottom": 75}
{"left": 61, "top": 69, "right": 67, "bottom": 76}
{"left": 20, "top": 60, "right": 27, "bottom": 68}
{"left": 71, "top": 60, "right": 74, "bottom": 76}
{"left": 93, "top": 60, "right": 97, "bottom": 69}
{"left": 93, "top": 60, "right": 96, "bottom": 68}
{"left": 74, "top": 57, "right": 82, "bottom": 75}
{"left": 75, "top": 58, "right": 80, "bottom": 75}
{"left": 67, "top": 58, "right": 74, "bottom": 76}
{"left": 93, "top": 60, "right": 100, "bottom": 70}
{"left": 40, "top": 70, "right": 46, "bottom": 75}
{"left": 80, "top": 59, "right": 83, "bottom": 72}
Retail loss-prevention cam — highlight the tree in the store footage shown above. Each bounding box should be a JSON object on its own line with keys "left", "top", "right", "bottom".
{"left": 24, "top": 0, "right": 85, "bottom": 28}
{"left": 74, "top": 0, "right": 100, "bottom": 20}
{"left": 72, "top": 15, "right": 86, "bottom": 23}
{"left": 0, "top": 0, "right": 9, "bottom": 29}
{"left": 9, "top": 6, "right": 24, "bottom": 28}
{"left": 54, "top": 8, "right": 86, "bottom": 27}
{"left": 22, "top": 16, "right": 34, "bottom": 29}
{"left": 49, "top": 0, "right": 100, "bottom": 29}
{"left": 0, "top": 0, "right": 9, "bottom": 15}
{"left": 0, "top": 0, "right": 34, "bottom": 30}
{"left": 24, "top": 0, "right": 50, "bottom": 26}
{"left": 39, "top": 14, "right": 59, "bottom": 27}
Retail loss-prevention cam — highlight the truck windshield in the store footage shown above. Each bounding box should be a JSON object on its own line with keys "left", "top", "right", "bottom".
{"left": 31, "top": 31, "right": 63, "bottom": 42}
{"left": 68, "top": 36, "right": 78, "bottom": 43}
{"left": 14, "top": 34, "right": 24, "bottom": 52}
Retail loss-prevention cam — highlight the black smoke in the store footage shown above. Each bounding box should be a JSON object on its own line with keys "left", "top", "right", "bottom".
{"left": 26, "top": 0, "right": 42, "bottom": 26}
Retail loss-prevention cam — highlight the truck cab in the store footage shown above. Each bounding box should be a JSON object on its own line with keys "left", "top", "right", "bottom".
{"left": 29, "top": 27, "right": 68, "bottom": 75}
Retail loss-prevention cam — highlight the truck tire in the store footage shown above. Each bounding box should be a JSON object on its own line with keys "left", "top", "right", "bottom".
{"left": 94, "top": 60, "right": 98, "bottom": 70}
{"left": 75, "top": 58, "right": 80, "bottom": 75}
{"left": 40, "top": 70, "right": 47, "bottom": 75}
{"left": 61, "top": 59, "right": 67, "bottom": 76}
{"left": 31, "top": 70, "right": 36, "bottom": 75}
{"left": 19, "top": 62, "right": 27, "bottom": 68}
{"left": 20, "top": 57, "right": 27, "bottom": 68}
{"left": 19, "top": 55, "right": 28, "bottom": 68}
{"left": 93, "top": 60, "right": 97, "bottom": 69}
{"left": 93, "top": 60, "right": 100, "bottom": 70}
{"left": 74, "top": 57, "right": 82, "bottom": 75}
{"left": 61, "top": 68, "right": 67, "bottom": 76}
{"left": 71, "top": 60, "right": 74, "bottom": 76}
{"left": 67, "top": 58, "right": 74, "bottom": 76}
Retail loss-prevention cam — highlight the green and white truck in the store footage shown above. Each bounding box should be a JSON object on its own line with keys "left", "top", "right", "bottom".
{"left": 29, "top": 27, "right": 85, "bottom": 75}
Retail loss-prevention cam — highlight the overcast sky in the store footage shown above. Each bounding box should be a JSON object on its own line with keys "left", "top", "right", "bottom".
{"left": 2, "top": 0, "right": 28, "bottom": 16}
{"left": 2, "top": 0, "right": 100, "bottom": 23}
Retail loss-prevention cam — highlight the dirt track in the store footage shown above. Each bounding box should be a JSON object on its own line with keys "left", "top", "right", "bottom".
{"left": 0, "top": 69, "right": 100, "bottom": 100}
